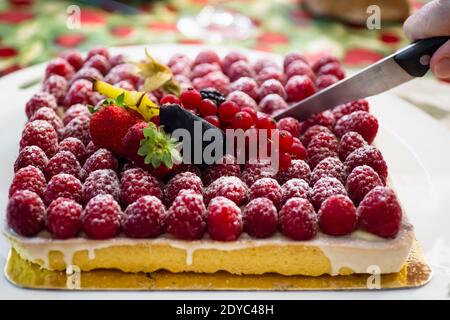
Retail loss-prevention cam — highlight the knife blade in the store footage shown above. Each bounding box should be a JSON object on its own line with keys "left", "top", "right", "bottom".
{"left": 274, "top": 36, "right": 450, "bottom": 121}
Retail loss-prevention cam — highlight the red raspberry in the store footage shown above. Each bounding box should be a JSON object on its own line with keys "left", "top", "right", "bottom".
{"left": 227, "top": 60, "right": 255, "bottom": 82}
{"left": 344, "top": 146, "right": 388, "bottom": 184}
{"left": 9, "top": 166, "right": 46, "bottom": 198}
{"left": 44, "top": 173, "right": 83, "bottom": 206}
{"left": 310, "top": 157, "right": 345, "bottom": 185}
{"left": 286, "top": 60, "right": 315, "bottom": 81}
{"left": 253, "top": 58, "right": 279, "bottom": 73}
{"left": 63, "top": 104, "right": 91, "bottom": 126}
{"left": 315, "top": 74, "right": 339, "bottom": 90}
{"left": 307, "top": 131, "right": 339, "bottom": 168}
{"left": 277, "top": 117, "right": 301, "bottom": 137}
{"left": 276, "top": 159, "right": 311, "bottom": 185}
{"left": 319, "top": 195, "right": 357, "bottom": 235}
{"left": 222, "top": 51, "right": 248, "bottom": 74}
{"left": 300, "top": 110, "right": 336, "bottom": 134}
{"left": 256, "top": 67, "right": 285, "bottom": 85}
{"left": 232, "top": 111, "right": 254, "bottom": 130}
{"left": 71, "top": 67, "right": 103, "bottom": 84}
{"left": 283, "top": 52, "right": 308, "bottom": 71}
{"left": 310, "top": 177, "right": 347, "bottom": 210}
{"left": 168, "top": 53, "right": 192, "bottom": 68}
{"left": 85, "top": 141, "right": 99, "bottom": 158}
{"left": 339, "top": 132, "right": 366, "bottom": 161}
{"left": 334, "top": 111, "right": 378, "bottom": 144}
{"left": 83, "top": 194, "right": 122, "bottom": 240}
{"left": 207, "top": 196, "right": 243, "bottom": 241}
{"left": 179, "top": 88, "right": 202, "bottom": 111}
{"left": 25, "top": 91, "right": 58, "bottom": 119}
{"left": 14, "top": 146, "right": 48, "bottom": 173}
{"left": 45, "top": 151, "right": 81, "bottom": 180}
{"left": 123, "top": 195, "right": 166, "bottom": 238}
{"left": 166, "top": 189, "right": 206, "bottom": 240}
{"left": 7, "top": 190, "right": 45, "bottom": 237}
{"left": 193, "top": 50, "right": 221, "bottom": 66}
{"left": 285, "top": 75, "right": 316, "bottom": 102}
{"left": 163, "top": 172, "right": 203, "bottom": 206}
{"left": 279, "top": 197, "right": 318, "bottom": 240}
{"left": 170, "top": 60, "right": 191, "bottom": 77}
{"left": 312, "top": 55, "right": 339, "bottom": 73}
{"left": 358, "top": 187, "right": 402, "bottom": 238}
{"left": 58, "top": 137, "right": 87, "bottom": 164}
{"left": 226, "top": 90, "right": 258, "bottom": 110}
{"left": 64, "top": 79, "right": 99, "bottom": 108}
{"left": 332, "top": 100, "right": 369, "bottom": 121}
{"left": 249, "top": 177, "right": 283, "bottom": 208}
{"left": 230, "top": 77, "right": 259, "bottom": 101}
{"left": 204, "top": 176, "right": 248, "bottom": 206}
{"left": 84, "top": 54, "right": 111, "bottom": 75}
{"left": 110, "top": 54, "right": 126, "bottom": 67}
{"left": 281, "top": 178, "right": 309, "bottom": 205}
{"left": 45, "top": 57, "right": 75, "bottom": 80}
{"left": 190, "top": 63, "right": 220, "bottom": 80}
{"left": 243, "top": 197, "right": 277, "bottom": 238}
{"left": 241, "top": 160, "right": 277, "bottom": 187}
{"left": 167, "top": 163, "right": 201, "bottom": 179}
{"left": 104, "top": 64, "right": 140, "bottom": 88}
{"left": 20, "top": 120, "right": 58, "bottom": 158}
{"left": 63, "top": 115, "right": 91, "bottom": 146}
{"left": 83, "top": 169, "right": 120, "bottom": 204}
{"left": 30, "top": 107, "right": 63, "bottom": 137}
{"left": 46, "top": 198, "right": 83, "bottom": 239}
{"left": 59, "top": 50, "right": 84, "bottom": 71}
{"left": 258, "top": 94, "right": 288, "bottom": 115}
{"left": 346, "top": 165, "right": 383, "bottom": 205}
{"left": 43, "top": 74, "right": 68, "bottom": 105}
{"left": 301, "top": 125, "right": 333, "bottom": 147}
{"left": 259, "top": 79, "right": 286, "bottom": 101}
{"left": 174, "top": 75, "right": 192, "bottom": 91}
{"left": 316, "top": 62, "right": 345, "bottom": 80}
{"left": 87, "top": 47, "right": 110, "bottom": 60}
{"left": 192, "top": 71, "right": 230, "bottom": 96}
{"left": 198, "top": 99, "right": 217, "bottom": 117}
{"left": 121, "top": 168, "right": 163, "bottom": 207}
{"left": 202, "top": 154, "right": 241, "bottom": 186}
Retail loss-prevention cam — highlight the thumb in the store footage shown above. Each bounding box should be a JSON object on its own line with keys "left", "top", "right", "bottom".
{"left": 430, "top": 40, "right": 450, "bottom": 80}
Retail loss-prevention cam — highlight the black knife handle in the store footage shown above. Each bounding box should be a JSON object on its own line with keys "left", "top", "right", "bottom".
{"left": 394, "top": 36, "right": 450, "bottom": 77}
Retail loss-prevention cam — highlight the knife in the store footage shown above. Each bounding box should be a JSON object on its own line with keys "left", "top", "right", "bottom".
{"left": 274, "top": 36, "right": 450, "bottom": 121}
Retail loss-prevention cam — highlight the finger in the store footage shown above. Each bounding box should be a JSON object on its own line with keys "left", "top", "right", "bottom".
{"left": 430, "top": 39, "right": 450, "bottom": 79}
{"left": 404, "top": 0, "right": 450, "bottom": 41}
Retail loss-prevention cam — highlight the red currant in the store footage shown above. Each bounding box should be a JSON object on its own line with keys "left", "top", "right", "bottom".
{"left": 278, "top": 130, "right": 294, "bottom": 152}
{"left": 160, "top": 94, "right": 180, "bottom": 105}
{"left": 241, "top": 107, "right": 257, "bottom": 122}
{"left": 218, "top": 100, "right": 240, "bottom": 123}
{"left": 198, "top": 99, "right": 217, "bottom": 117}
{"left": 180, "top": 88, "right": 202, "bottom": 110}
{"left": 291, "top": 142, "right": 307, "bottom": 160}
{"left": 204, "top": 115, "right": 220, "bottom": 127}
{"left": 279, "top": 152, "right": 292, "bottom": 170}
{"left": 256, "top": 115, "right": 277, "bottom": 131}
{"left": 232, "top": 111, "right": 254, "bottom": 130}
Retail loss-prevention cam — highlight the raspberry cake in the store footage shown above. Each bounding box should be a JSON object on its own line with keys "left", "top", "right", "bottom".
{"left": 3, "top": 47, "right": 426, "bottom": 289}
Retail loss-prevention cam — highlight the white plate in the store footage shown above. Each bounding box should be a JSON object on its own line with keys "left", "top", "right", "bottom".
{"left": 1, "top": 44, "right": 450, "bottom": 300}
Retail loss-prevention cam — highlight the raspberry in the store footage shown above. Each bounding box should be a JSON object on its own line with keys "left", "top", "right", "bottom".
{"left": 204, "top": 176, "right": 248, "bottom": 205}
{"left": 180, "top": 88, "right": 202, "bottom": 110}
{"left": 281, "top": 178, "right": 309, "bottom": 205}
{"left": 316, "top": 62, "right": 345, "bottom": 80}
{"left": 339, "top": 131, "right": 367, "bottom": 161}
{"left": 167, "top": 163, "right": 202, "bottom": 179}
{"left": 59, "top": 50, "right": 84, "bottom": 71}
{"left": 174, "top": 75, "right": 192, "bottom": 90}
{"left": 25, "top": 91, "right": 57, "bottom": 119}
{"left": 310, "top": 177, "right": 347, "bottom": 210}
{"left": 58, "top": 137, "right": 87, "bottom": 164}
{"left": 344, "top": 146, "right": 388, "bottom": 184}
{"left": 166, "top": 189, "right": 206, "bottom": 240}
{"left": 84, "top": 54, "right": 111, "bottom": 75}
{"left": 256, "top": 67, "right": 285, "bottom": 85}
{"left": 83, "top": 169, "right": 120, "bottom": 204}
{"left": 190, "top": 63, "right": 220, "bottom": 80}
{"left": 202, "top": 155, "right": 241, "bottom": 186}
{"left": 312, "top": 55, "right": 339, "bottom": 73}
{"left": 20, "top": 120, "right": 58, "bottom": 157}
{"left": 334, "top": 111, "right": 378, "bottom": 144}
{"left": 358, "top": 187, "right": 402, "bottom": 238}
{"left": 104, "top": 63, "right": 140, "bottom": 88}
{"left": 259, "top": 79, "right": 286, "bottom": 100}
{"left": 46, "top": 198, "right": 83, "bottom": 239}
{"left": 319, "top": 195, "right": 357, "bottom": 235}
{"left": 110, "top": 54, "right": 126, "bottom": 67}
{"left": 45, "top": 57, "right": 75, "bottom": 80}
{"left": 301, "top": 125, "right": 333, "bottom": 147}
{"left": 315, "top": 74, "right": 339, "bottom": 90}
{"left": 45, "top": 151, "right": 82, "bottom": 180}
{"left": 285, "top": 75, "right": 316, "bottom": 102}
{"left": 63, "top": 115, "right": 91, "bottom": 146}
{"left": 346, "top": 165, "right": 383, "bottom": 205}
{"left": 198, "top": 99, "right": 217, "bottom": 117}
{"left": 64, "top": 79, "right": 98, "bottom": 108}
{"left": 258, "top": 94, "right": 288, "bottom": 115}
{"left": 279, "top": 197, "right": 318, "bottom": 240}
{"left": 226, "top": 91, "right": 258, "bottom": 110}
{"left": 123, "top": 196, "right": 166, "bottom": 238}
{"left": 276, "top": 159, "right": 311, "bottom": 185}
{"left": 300, "top": 110, "right": 336, "bottom": 134}
{"left": 306, "top": 131, "right": 339, "bottom": 168}
{"left": 43, "top": 74, "right": 68, "bottom": 105}
{"left": 222, "top": 51, "right": 248, "bottom": 74}
{"left": 87, "top": 47, "right": 110, "bottom": 60}
{"left": 207, "top": 196, "right": 243, "bottom": 241}
{"left": 14, "top": 146, "right": 48, "bottom": 173}
{"left": 243, "top": 198, "right": 277, "bottom": 238}
{"left": 170, "top": 60, "right": 191, "bottom": 77}
{"left": 285, "top": 60, "right": 315, "bottom": 81}
{"left": 44, "top": 173, "right": 83, "bottom": 206}
{"left": 163, "top": 172, "right": 203, "bottom": 206}
{"left": 232, "top": 111, "right": 254, "bottom": 130}
{"left": 121, "top": 168, "right": 163, "bottom": 207}
{"left": 249, "top": 178, "right": 283, "bottom": 208}
{"left": 283, "top": 52, "right": 308, "bottom": 71}
{"left": 83, "top": 194, "right": 122, "bottom": 240}
{"left": 332, "top": 100, "right": 369, "bottom": 121}
{"left": 230, "top": 77, "right": 259, "bottom": 101}
{"left": 253, "top": 58, "right": 279, "bottom": 73}
{"left": 30, "top": 107, "right": 63, "bottom": 137}
{"left": 85, "top": 141, "right": 99, "bottom": 158}
{"left": 227, "top": 60, "right": 255, "bottom": 82}
{"left": 193, "top": 50, "right": 221, "bottom": 66}
{"left": 71, "top": 67, "right": 103, "bottom": 84}
{"left": 9, "top": 166, "right": 47, "bottom": 198}
{"left": 241, "top": 160, "right": 277, "bottom": 187}
{"left": 200, "top": 88, "right": 226, "bottom": 106}
{"left": 7, "top": 190, "right": 45, "bottom": 236}
{"left": 63, "top": 104, "right": 91, "bottom": 126}
{"left": 168, "top": 53, "right": 192, "bottom": 68}
{"left": 192, "top": 71, "right": 230, "bottom": 96}
{"left": 310, "top": 157, "right": 345, "bottom": 185}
